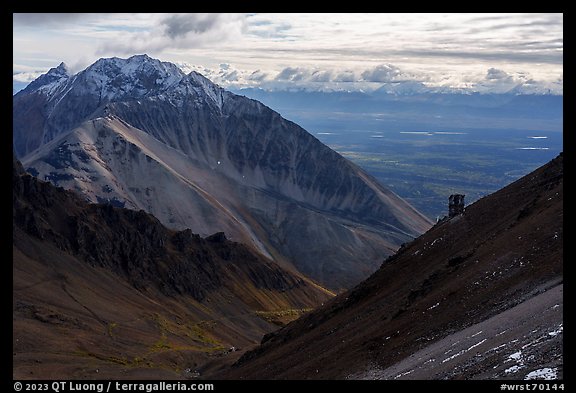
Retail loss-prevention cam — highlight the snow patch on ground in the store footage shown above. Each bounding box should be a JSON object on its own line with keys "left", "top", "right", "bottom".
{"left": 442, "top": 339, "right": 487, "bottom": 363}
{"left": 524, "top": 367, "right": 558, "bottom": 380}
{"left": 508, "top": 351, "right": 522, "bottom": 361}
{"left": 548, "top": 324, "right": 563, "bottom": 337}
{"left": 393, "top": 369, "right": 414, "bottom": 379}
{"left": 505, "top": 365, "right": 524, "bottom": 374}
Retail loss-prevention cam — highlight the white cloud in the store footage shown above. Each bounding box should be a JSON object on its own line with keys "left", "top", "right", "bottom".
{"left": 485, "top": 68, "right": 514, "bottom": 81}
{"left": 275, "top": 67, "right": 310, "bottom": 82}
{"left": 361, "top": 64, "right": 403, "bottom": 83}
{"left": 310, "top": 70, "right": 332, "bottom": 82}
{"left": 167, "top": 60, "right": 562, "bottom": 95}
{"left": 221, "top": 70, "right": 239, "bottom": 82}
{"left": 15, "top": 56, "right": 563, "bottom": 96}
{"left": 13, "top": 63, "right": 47, "bottom": 74}
{"left": 248, "top": 70, "right": 268, "bottom": 82}
{"left": 13, "top": 63, "right": 51, "bottom": 86}
{"left": 13, "top": 71, "right": 45, "bottom": 83}
{"left": 333, "top": 70, "right": 357, "bottom": 83}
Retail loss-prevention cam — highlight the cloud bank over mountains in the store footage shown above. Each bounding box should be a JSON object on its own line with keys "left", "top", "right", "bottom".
{"left": 13, "top": 13, "right": 563, "bottom": 95}
{"left": 14, "top": 60, "right": 562, "bottom": 95}
{"left": 170, "top": 62, "right": 562, "bottom": 95}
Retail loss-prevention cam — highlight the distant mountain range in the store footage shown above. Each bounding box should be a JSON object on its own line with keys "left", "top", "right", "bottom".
{"left": 218, "top": 153, "right": 563, "bottom": 380}
{"left": 13, "top": 54, "right": 432, "bottom": 290}
{"left": 232, "top": 87, "right": 563, "bottom": 133}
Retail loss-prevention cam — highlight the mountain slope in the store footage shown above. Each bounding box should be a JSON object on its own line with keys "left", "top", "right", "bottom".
{"left": 14, "top": 54, "right": 432, "bottom": 289}
{"left": 13, "top": 158, "right": 332, "bottom": 379}
{"left": 217, "top": 153, "right": 563, "bottom": 380}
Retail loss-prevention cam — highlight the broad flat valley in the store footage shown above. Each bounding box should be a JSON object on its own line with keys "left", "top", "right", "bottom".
{"left": 236, "top": 93, "right": 563, "bottom": 220}
{"left": 315, "top": 127, "right": 561, "bottom": 220}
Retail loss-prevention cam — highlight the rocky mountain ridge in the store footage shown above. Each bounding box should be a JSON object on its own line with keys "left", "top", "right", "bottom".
{"left": 13, "top": 156, "right": 332, "bottom": 379}
{"left": 14, "top": 54, "right": 432, "bottom": 289}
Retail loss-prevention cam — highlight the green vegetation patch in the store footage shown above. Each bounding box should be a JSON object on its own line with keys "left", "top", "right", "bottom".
{"left": 255, "top": 308, "right": 313, "bottom": 326}
{"left": 148, "top": 313, "right": 225, "bottom": 353}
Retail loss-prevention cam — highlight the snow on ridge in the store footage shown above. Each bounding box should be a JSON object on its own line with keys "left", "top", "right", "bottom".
{"left": 186, "top": 71, "right": 227, "bottom": 109}
{"left": 120, "top": 54, "right": 185, "bottom": 88}
{"left": 22, "top": 54, "right": 233, "bottom": 111}
{"left": 80, "top": 55, "right": 186, "bottom": 101}
{"left": 31, "top": 55, "right": 187, "bottom": 103}
{"left": 27, "top": 62, "right": 72, "bottom": 96}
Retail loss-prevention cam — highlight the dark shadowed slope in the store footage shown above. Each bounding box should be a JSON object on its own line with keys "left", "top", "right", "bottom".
{"left": 218, "top": 153, "right": 563, "bottom": 380}
{"left": 13, "top": 157, "right": 332, "bottom": 379}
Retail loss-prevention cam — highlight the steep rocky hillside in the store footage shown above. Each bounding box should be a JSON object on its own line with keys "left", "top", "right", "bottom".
{"left": 13, "top": 158, "right": 332, "bottom": 379}
{"left": 218, "top": 153, "right": 563, "bottom": 380}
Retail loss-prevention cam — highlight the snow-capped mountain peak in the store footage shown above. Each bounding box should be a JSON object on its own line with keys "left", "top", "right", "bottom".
{"left": 78, "top": 54, "right": 186, "bottom": 101}
{"left": 13, "top": 54, "right": 235, "bottom": 157}
{"left": 21, "top": 54, "right": 235, "bottom": 111}
{"left": 53, "top": 62, "right": 69, "bottom": 76}
{"left": 22, "top": 62, "right": 71, "bottom": 94}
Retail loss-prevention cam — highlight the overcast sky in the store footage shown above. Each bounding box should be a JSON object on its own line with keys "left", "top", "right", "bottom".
{"left": 13, "top": 13, "right": 563, "bottom": 94}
